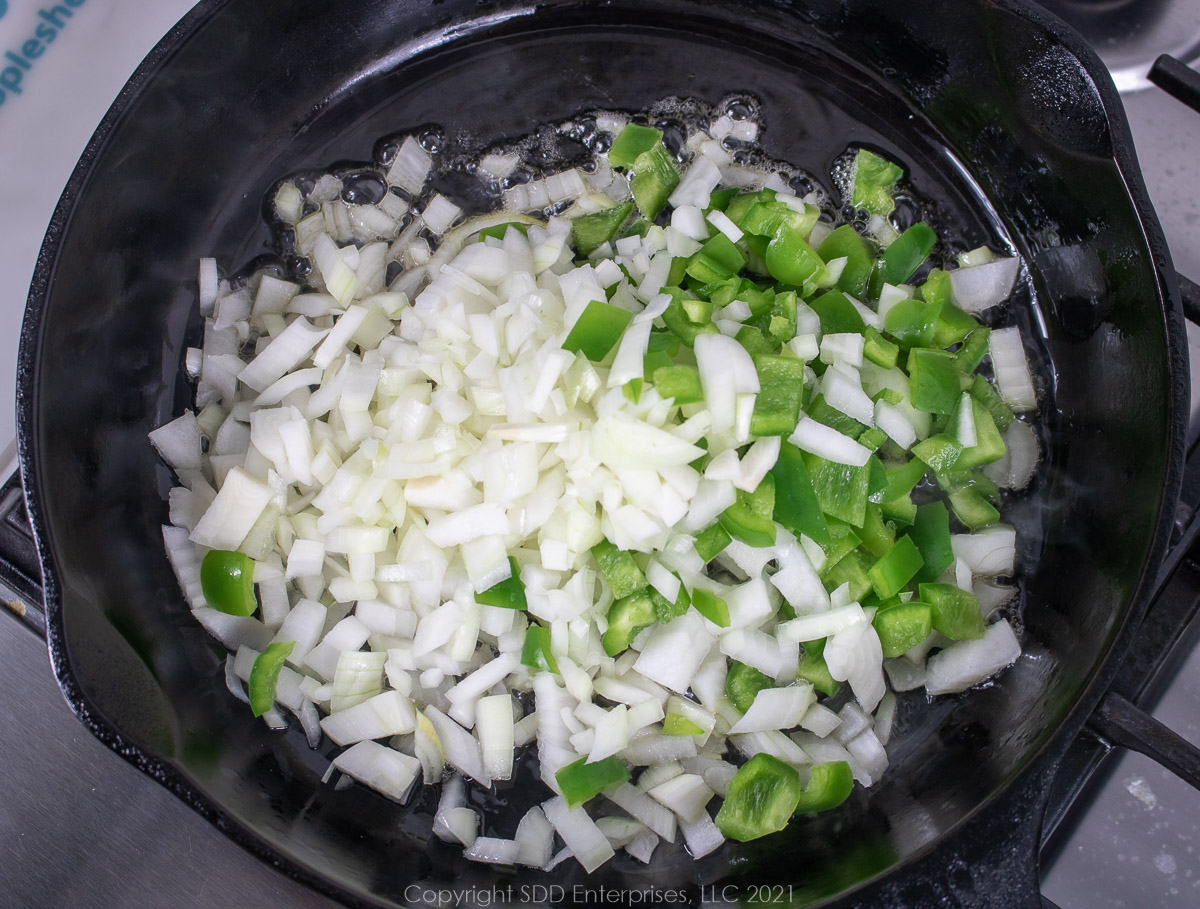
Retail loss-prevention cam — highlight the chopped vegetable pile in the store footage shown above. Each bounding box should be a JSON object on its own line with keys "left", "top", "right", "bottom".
{"left": 151, "top": 100, "right": 1039, "bottom": 872}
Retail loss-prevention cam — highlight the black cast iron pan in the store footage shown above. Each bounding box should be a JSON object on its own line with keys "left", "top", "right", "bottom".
{"left": 12, "top": 0, "right": 1198, "bottom": 905}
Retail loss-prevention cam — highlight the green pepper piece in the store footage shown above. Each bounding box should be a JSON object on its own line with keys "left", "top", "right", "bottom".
{"left": 932, "top": 301, "right": 979, "bottom": 348}
{"left": 652, "top": 364, "right": 704, "bottom": 404}
{"left": 739, "top": 200, "right": 818, "bottom": 241}
{"left": 694, "top": 522, "right": 733, "bottom": 562}
{"left": 808, "top": 290, "right": 867, "bottom": 335}
{"left": 907, "top": 501, "right": 955, "bottom": 583}
{"left": 475, "top": 557, "right": 528, "bottom": 610}
{"left": 797, "top": 638, "right": 841, "bottom": 697}
{"left": 707, "top": 187, "right": 738, "bottom": 211}
{"left": 765, "top": 227, "right": 827, "bottom": 290}
{"left": 691, "top": 588, "right": 730, "bottom": 627}
{"left": 726, "top": 661, "right": 775, "bottom": 713}
{"left": 200, "top": 549, "right": 258, "bottom": 617}
{"left": 883, "top": 296, "right": 941, "bottom": 350}
{"left": 863, "top": 325, "right": 900, "bottom": 369}
{"left": 807, "top": 394, "right": 868, "bottom": 440}
{"left": 867, "top": 535, "right": 925, "bottom": 600}
{"left": 767, "top": 289, "right": 799, "bottom": 344}
{"left": 521, "top": 624, "right": 559, "bottom": 674}
{"left": 591, "top": 540, "right": 648, "bottom": 599}
{"left": 662, "top": 713, "right": 706, "bottom": 736}
{"left": 921, "top": 266, "right": 953, "bottom": 306}
{"left": 630, "top": 144, "right": 680, "bottom": 219}
{"left": 556, "top": 756, "right": 632, "bottom": 808}
{"left": 880, "top": 492, "right": 918, "bottom": 528}
{"left": 719, "top": 475, "right": 777, "bottom": 548}
{"left": 602, "top": 590, "right": 657, "bottom": 657}
{"left": 919, "top": 582, "right": 986, "bottom": 640}
{"left": 665, "top": 254, "right": 690, "bottom": 288}
{"left": 908, "top": 348, "right": 963, "bottom": 415}
{"left": 770, "top": 441, "right": 830, "bottom": 545}
{"left": 851, "top": 149, "right": 903, "bottom": 216}
{"left": 882, "top": 457, "right": 928, "bottom": 502}
{"left": 736, "top": 325, "right": 774, "bottom": 357}
{"left": 571, "top": 201, "right": 634, "bottom": 256}
{"left": 955, "top": 326, "right": 992, "bottom": 374}
{"left": 969, "top": 374, "right": 1015, "bottom": 432}
{"left": 686, "top": 233, "right": 747, "bottom": 283}
{"left": 751, "top": 354, "right": 806, "bottom": 436}
{"left": 249, "top": 641, "right": 294, "bottom": 717}
{"left": 715, "top": 753, "right": 804, "bottom": 842}
{"left": 823, "top": 549, "right": 874, "bottom": 602}
{"left": 607, "top": 123, "right": 663, "bottom": 169}
{"left": 661, "top": 295, "right": 720, "bottom": 346}
{"left": 793, "top": 760, "right": 855, "bottom": 815}
{"left": 475, "top": 221, "right": 530, "bottom": 242}
{"left": 804, "top": 452, "right": 870, "bottom": 528}
{"left": 858, "top": 502, "right": 896, "bottom": 558}
{"left": 955, "top": 397, "right": 1007, "bottom": 469}
{"left": 650, "top": 582, "right": 690, "bottom": 624}
{"left": 881, "top": 223, "right": 937, "bottom": 286}
{"left": 818, "top": 224, "right": 875, "bottom": 297}
{"left": 912, "top": 433, "right": 963, "bottom": 473}
{"left": 562, "top": 300, "right": 633, "bottom": 361}
{"left": 873, "top": 601, "right": 933, "bottom": 658}
{"left": 723, "top": 189, "right": 777, "bottom": 227}
{"left": 948, "top": 486, "right": 1001, "bottom": 531}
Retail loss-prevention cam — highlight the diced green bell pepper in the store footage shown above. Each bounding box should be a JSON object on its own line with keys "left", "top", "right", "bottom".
{"left": 863, "top": 325, "right": 900, "bottom": 369}
{"left": 883, "top": 296, "right": 941, "bottom": 350}
{"left": 556, "top": 756, "right": 631, "bottom": 808}
{"left": 571, "top": 201, "right": 634, "bottom": 256}
{"left": 851, "top": 149, "right": 903, "bottom": 216}
{"left": 715, "top": 753, "right": 804, "bottom": 842}
{"left": 686, "top": 233, "right": 747, "bottom": 284}
{"left": 804, "top": 452, "right": 870, "bottom": 528}
{"left": 765, "top": 227, "right": 827, "bottom": 290}
{"left": 691, "top": 588, "right": 730, "bottom": 627}
{"left": 475, "top": 557, "right": 528, "bottom": 610}
{"left": 652, "top": 364, "right": 704, "bottom": 404}
{"left": 809, "top": 290, "right": 866, "bottom": 335}
{"left": 907, "top": 348, "right": 963, "bottom": 415}
{"left": 694, "top": 522, "right": 732, "bottom": 562}
{"left": 630, "top": 144, "right": 680, "bottom": 219}
{"left": 726, "top": 661, "right": 774, "bottom": 713}
{"left": 948, "top": 486, "right": 1001, "bottom": 530}
{"left": 969, "top": 373, "right": 1015, "bottom": 432}
{"left": 591, "top": 540, "right": 647, "bottom": 599}
{"left": 602, "top": 590, "right": 657, "bottom": 656}
{"left": 823, "top": 549, "right": 874, "bottom": 602}
{"left": 955, "top": 327, "right": 992, "bottom": 373}
{"left": 919, "top": 582, "right": 986, "bottom": 640}
{"left": 798, "top": 637, "right": 840, "bottom": 697}
{"left": 818, "top": 224, "right": 875, "bottom": 298}
{"left": 911, "top": 433, "right": 963, "bottom": 473}
{"left": 770, "top": 441, "right": 830, "bottom": 545}
{"left": 907, "top": 501, "right": 955, "bottom": 583}
{"left": 858, "top": 503, "right": 896, "bottom": 558}
{"left": 249, "top": 641, "right": 294, "bottom": 717}
{"left": 954, "top": 397, "right": 1006, "bottom": 469}
{"left": 661, "top": 294, "right": 720, "bottom": 346}
{"left": 201, "top": 549, "right": 259, "bottom": 617}
{"left": 793, "top": 760, "right": 855, "bottom": 815}
{"left": 719, "top": 475, "right": 777, "bottom": 548}
{"left": 873, "top": 601, "right": 933, "bottom": 658}
{"left": 475, "top": 221, "right": 530, "bottom": 242}
{"left": 867, "top": 535, "right": 925, "bottom": 599}
{"left": 607, "top": 123, "right": 663, "bottom": 169}
{"left": 562, "top": 300, "right": 633, "bottom": 361}
{"left": 881, "top": 222, "right": 937, "bottom": 286}
{"left": 521, "top": 624, "right": 559, "bottom": 674}
{"left": 751, "top": 354, "right": 806, "bottom": 436}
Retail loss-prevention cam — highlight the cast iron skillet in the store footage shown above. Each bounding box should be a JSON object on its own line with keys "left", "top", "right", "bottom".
{"left": 15, "top": 0, "right": 1190, "bottom": 906}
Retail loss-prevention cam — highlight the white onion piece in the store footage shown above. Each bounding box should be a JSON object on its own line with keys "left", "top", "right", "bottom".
{"left": 951, "top": 525, "right": 1017, "bottom": 577}
{"left": 320, "top": 690, "right": 417, "bottom": 745}
{"left": 926, "top": 620, "right": 1022, "bottom": 696}
{"left": 788, "top": 417, "right": 870, "bottom": 467}
{"left": 950, "top": 257, "right": 1020, "bottom": 312}
{"left": 332, "top": 741, "right": 421, "bottom": 803}
{"left": 988, "top": 326, "right": 1037, "bottom": 412}
{"left": 542, "top": 796, "right": 615, "bottom": 873}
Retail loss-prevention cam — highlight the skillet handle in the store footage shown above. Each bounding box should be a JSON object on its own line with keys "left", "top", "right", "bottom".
{"left": 0, "top": 470, "right": 45, "bottom": 636}
{"left": 1089, "top": 691, "right": 1200, "bottom": 791}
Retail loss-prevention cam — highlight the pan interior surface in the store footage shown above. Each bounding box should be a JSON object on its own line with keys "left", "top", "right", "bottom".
{"left": 19, "top": 0, "right": 1179, "bottom": 905}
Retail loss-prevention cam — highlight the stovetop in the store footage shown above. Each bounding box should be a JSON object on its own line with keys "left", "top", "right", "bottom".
{"left": 2, "top": 2, "right": 1200, "bottom": 907}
